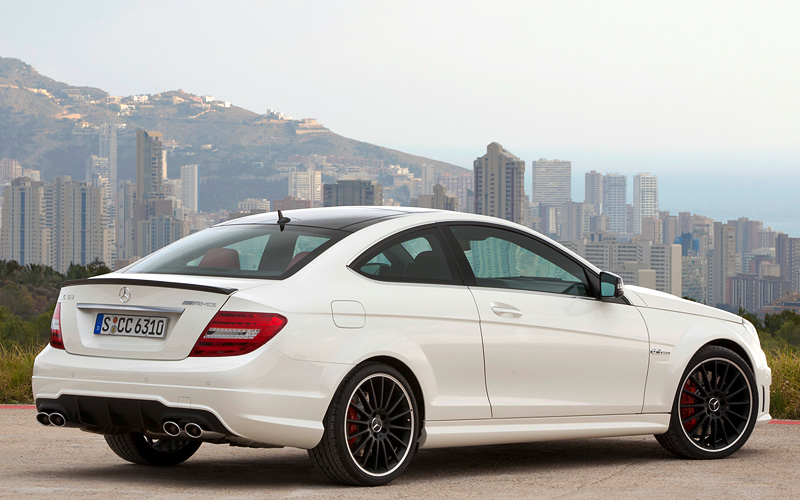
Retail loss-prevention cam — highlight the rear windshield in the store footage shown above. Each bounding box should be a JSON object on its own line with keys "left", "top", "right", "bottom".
{"left": 125, "top": 225, "right": 346, "bottom": 279}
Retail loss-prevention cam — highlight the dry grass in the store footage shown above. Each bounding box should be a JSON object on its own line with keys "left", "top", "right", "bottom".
{"left": 766, "top": 347, "right": 800, "bottom": 420}
{"left": 0, "top": 343, "right": 42, "bottom": 404}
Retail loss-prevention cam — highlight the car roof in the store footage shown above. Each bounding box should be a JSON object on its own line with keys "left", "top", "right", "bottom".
{"left": 217, "top": 206, "right": 441, "bottom": 231}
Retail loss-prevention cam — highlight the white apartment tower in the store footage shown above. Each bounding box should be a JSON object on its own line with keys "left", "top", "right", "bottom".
{"left": 474, "top": 142, "right": 526, "bottom": 224}
{"left": 531, "top": 159, "right": 571, "bottom": 206}
{"left": 633, "top": 173, "right": 658, "bottom": 235}
{"left": 289, "top": 168, "right": 322, "bottom": 204}
{"left": 180, "top": 164, "right": 199, "bottom": 213}
{"left": 603, "top": 173, "right": 627, "bottom": 235}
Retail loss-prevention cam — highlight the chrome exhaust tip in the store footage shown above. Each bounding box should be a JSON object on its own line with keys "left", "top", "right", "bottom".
{"left": 162, "top": 421, "right": 181, "bottom": 437}
{"left": 184, "top": 422, "right": 203, "bottom": 439}
{"left": 36, "top": 412, "right": 51, "bottom": 426}
{"left": 49, "top": 412, "right": 66, "bottom": 427}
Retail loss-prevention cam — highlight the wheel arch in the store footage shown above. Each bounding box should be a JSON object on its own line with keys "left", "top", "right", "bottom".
{"left": 700, "top": 338, "right": 754, "bottom": 373}
{"left": 356, "top": 355, "right": 426, "bottom": 426}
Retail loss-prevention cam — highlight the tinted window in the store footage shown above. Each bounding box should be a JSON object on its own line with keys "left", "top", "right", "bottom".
{"left": 354, "top": 228, "right": 458, "bottom": 285}
{"left": 448, "top": 225, "right": 590, "bottom": 296}
{"left": 127, "top": 225, "right": 345, "bottom": 279}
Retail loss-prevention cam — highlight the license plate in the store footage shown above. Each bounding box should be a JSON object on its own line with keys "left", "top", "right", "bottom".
{"left": 94, "top": 314, "right": 167, "bottom": 338}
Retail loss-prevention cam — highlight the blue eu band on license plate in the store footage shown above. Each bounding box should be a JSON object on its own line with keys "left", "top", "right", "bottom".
{"left": 94, "top": 313, "right": 167, "bottom": 338}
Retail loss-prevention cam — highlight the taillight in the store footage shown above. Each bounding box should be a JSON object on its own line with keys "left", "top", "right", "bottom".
{"left": 189, "top": 311, "right": 287, "bottom": 357}
{"left": 50, "top": 302, "right": 65, "bottom": 350}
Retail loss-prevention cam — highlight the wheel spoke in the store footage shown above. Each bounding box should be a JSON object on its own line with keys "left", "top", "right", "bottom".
{"left": 347, "top": 418, "right": 368, "bottom": 426}
{"left": 349, "top": 402, "right": 370, "bottom": 419}
{"left": 352, "top": 434, "right": 372, "bottom": 457}
{"left": 682, "top": 388, "right": 704, "bottom": 400}
{"left": 727, "top": 385, "right": 749, "bottom": 399}
{"left": 719, "top": 362, "right": 731, "bottom": 392}
{"left": 371, "top": 439, "right": 381, "bottom": 472}
{"left": 719, "top": 416, "right": 730, "bottom": 445}
{"left": 383, "top": 381, "right": 396, "bottom": 409}
{"left": 389, "top": 408, "right": 412, "bottom": 421}
{"left": 681, "top": 403, "right": 706, "bottom": 408}
{"left": 690, "top": 414, "right": 709, "bottom": 437}
{"left": 358, "top": 389, "right": 374, "bottom": 413}
{"left": 689, "top": 374, "right": 707, "bottom": 396}
{"left": 380, "top": 440, "right": 390, "bottom": 472}
{"left": 681, "top": 412, "right": 701, "bottom": 424}
{"left": 699, "top": 365, "right": 712, "bottom": 393}
{"left": 722, "top": 372, "right": 741, "bottom": 395}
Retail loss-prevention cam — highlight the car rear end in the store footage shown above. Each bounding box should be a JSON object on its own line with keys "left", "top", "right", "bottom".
{"left": 32, "top": 220, "right": 355, "bottom": 449}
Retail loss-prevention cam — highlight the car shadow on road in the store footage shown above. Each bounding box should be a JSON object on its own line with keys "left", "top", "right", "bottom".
{"left": 40, "top": 436, "right": 716, "bottom": 488}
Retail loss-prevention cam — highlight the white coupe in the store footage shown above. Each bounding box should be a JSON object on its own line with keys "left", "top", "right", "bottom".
{"left": 33, "top": 207, "right": 772, "bottom": 485}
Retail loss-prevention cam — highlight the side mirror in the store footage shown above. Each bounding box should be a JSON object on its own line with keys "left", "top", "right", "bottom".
{"left": 599, "top": 271, "right": 624, "bottom": 299}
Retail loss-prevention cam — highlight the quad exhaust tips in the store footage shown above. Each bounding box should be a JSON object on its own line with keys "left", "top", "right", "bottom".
{"left": 162, "top": 420, "right": 204, "bottom": 439}
{"left": 36, "top": 412, "right": 66, "bottom": 427}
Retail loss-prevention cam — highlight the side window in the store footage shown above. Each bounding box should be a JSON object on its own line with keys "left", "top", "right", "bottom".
{"left": 354, "top": 228, "right": 458, "bottom": 285}
{"left": 448, "top": 225, "right": 591, "bottom": 296}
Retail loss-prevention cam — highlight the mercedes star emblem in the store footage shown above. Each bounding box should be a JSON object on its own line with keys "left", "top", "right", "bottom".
{"left": 119, "top": 287, "right": 131, "bottom": 303}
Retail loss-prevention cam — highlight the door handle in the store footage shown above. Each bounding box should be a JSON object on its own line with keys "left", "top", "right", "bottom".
{"left": 491, "top": 304, "right": 522, "bottom": 318}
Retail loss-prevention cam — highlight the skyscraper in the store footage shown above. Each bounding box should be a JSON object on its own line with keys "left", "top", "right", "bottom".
{"left": 633, "top": 173, "right": 658, "bottom": 235}
{"left": 474, "top": 142, "right": 525, "bottom": 224}
{"left": 709, "top": 222, "right": 738, "bottom": 306}
{"left": 46, "top": 176, "right": 112, "bottom": 272}
{"left": 180, "top": 164, "right": 199, "bottom": 213}
{"left": 585, "top": 170, "right": 603, "bottom": 206}
{"left": 288, "top": 168, "right": 322, "bottom": 204}
{"left": 98, "top": 124, "right": 117, "bottom": 199}
{"left": 531, "top": 159, "right": 571, "bottom": 206}
{"left": 136, "top": 130, "right": 164, "bottom": 199}
{"left": 0, "top": 177, "right": 48, "bottom": 266}
{"left": 603, "top": 173, "right": 627, "bottom": 235}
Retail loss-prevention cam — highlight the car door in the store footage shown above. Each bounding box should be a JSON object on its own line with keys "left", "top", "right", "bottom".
{"left": 349, "top": 225, "right": 491, "bottom": 421}
{"left": 442, "top": 223, "right": 650, "bottom": 419}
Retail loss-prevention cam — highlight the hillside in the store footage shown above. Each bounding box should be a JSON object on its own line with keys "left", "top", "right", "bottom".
{"left": 0, "top": 57, "right": 469, "bottom": 210}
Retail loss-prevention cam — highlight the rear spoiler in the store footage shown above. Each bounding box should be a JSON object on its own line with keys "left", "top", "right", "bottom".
{"left": 62, "top": 278, "right": 237, "bottom": 296}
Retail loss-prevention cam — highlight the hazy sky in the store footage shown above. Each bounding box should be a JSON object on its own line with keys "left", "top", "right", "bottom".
{"left": 2, "top": 1, "right": 800, "bottom": 229}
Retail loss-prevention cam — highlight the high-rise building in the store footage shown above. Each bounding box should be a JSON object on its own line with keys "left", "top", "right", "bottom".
{"left": 436, "top": 172, "right": 474, "bottom": 213}
{"left": 531, "top": 159, "right": 571, "bottom": 206}
{"left": 136, "top": 130, "right": 164, "bottom": 199}
{"left": 585, "top": 170, "right": 603, "bottom": 206}
{"left": 560, "top": 202, "right": 599, "bottom": 242}
{"left": 98, "top": 124, "right": 117, "bottom": 200}
{"left": 709, "top": 222, "right": 738, "bottom": 306}
{"left": 0, "top": 158, "right": 22, "bottom": 182}
{"left": 0, "top": 177, "right": 49, "bottom": 266}
{"left": 776, "top": 234, "right": 800, "bottom": 292}
{"left": 288, "top": 168, "right": 322, "bottom": 204}
{"left": 633, "top": 173, "right": 658, "bottom": 235}
{"left": 474, "top": 142, "right": 525, "bottom": 224}
{"left": 323, "top": 180, "right": 383, "bottom": 207}
{"left": 180, "top": 164, "right": 199, "bottom": 213}
{"left": 602, "top": 173, "right": 627, "bottom": 235}
{"left": 420, "top": 164, "right": 436, "bottom": 195}
{"left": 46, "top": 176, "right": 112, "bottom": 273}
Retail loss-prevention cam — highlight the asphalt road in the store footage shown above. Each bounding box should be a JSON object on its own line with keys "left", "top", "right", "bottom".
{"left": 1, "top": 408, "right": 797, "bottom": 499}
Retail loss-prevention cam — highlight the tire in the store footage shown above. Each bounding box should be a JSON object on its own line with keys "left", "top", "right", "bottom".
{"left": 309, "top": 362, "right": 420, "bottom": 486}
{"left": 104, "top": 433, "right": 201, "bottom": 466}
{"left": 655, "top": 345, "right": 758, "bottom": 459}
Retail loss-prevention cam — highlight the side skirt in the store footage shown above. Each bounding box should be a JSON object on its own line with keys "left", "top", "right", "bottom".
{"left": 419, "top": 413, "right": 670, "bottom": 449}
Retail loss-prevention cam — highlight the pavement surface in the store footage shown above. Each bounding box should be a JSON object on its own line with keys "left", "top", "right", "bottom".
{"left": 1, "top": 408, "right": 797, "bottom": 499}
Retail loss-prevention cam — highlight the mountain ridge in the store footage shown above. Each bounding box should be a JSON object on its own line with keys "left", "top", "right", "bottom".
{"left": 0, "top": 56, "right": 470, "bottom": 210}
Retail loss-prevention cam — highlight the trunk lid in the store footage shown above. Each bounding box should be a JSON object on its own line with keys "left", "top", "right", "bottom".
{"left": 57, "top": 274, "right": 262, "bottom": 360}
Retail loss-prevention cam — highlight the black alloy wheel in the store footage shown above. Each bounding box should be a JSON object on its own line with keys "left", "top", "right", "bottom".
{"left": 656, "top": 345, "right": 758, "bottom": 459}
{"left": 104, "top": 432, "right": 201, "bottom": 466}
{"left": 309, "top": 362, "right": 419, "bottom": 486}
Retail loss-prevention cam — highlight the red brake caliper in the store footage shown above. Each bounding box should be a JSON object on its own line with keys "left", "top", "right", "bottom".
{"left": 680, "top": 378, "right": 698, "bottom": 432}
{"left": 347, "top": 406, "right": 358, "bottom": 446}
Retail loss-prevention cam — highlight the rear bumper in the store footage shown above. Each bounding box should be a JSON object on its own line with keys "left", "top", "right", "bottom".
{"left": 32, "top": 345, "right": 353, "bottom": 449}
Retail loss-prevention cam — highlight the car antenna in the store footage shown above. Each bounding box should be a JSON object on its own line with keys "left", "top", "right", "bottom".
{"left": 277, "top": 210, "right": 291, "bottom": 231}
